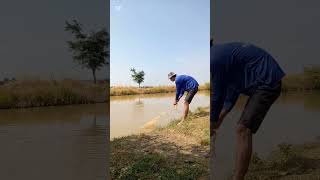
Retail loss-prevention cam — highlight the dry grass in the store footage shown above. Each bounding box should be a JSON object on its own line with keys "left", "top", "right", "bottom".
{"left": 282, "top": 66, "right": 320, "bottom": 92}
{"left": 244, "top": 142, "right": 320, "bottom": 180}
{"left": 110, "top": 83, "right": 210, "bottom": 96}
{"left": 0, "top": 79, "right": 108, "bottom": 109}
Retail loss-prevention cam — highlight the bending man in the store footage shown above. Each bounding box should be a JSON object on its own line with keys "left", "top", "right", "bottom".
{"left": 168, "top": 72, "right": 199, "bottom": 124}
{"left": 211, "top": 42, "right": 285, "bottom": 180}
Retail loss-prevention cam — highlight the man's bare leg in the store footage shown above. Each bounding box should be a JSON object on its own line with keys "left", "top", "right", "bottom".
{"left": 234, "top": 124, "right": 252, "bottom": 180}
{"left": 178, "top": 101, "right": 189, "bottom": 125}
{"left": 183, "top": 101, "right": 189, "bottom": 119}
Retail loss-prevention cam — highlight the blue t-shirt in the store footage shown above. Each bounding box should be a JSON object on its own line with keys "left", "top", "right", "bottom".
{"left": 211, "top": 42, "right": 285, "bottom": 123}
{"left": 175, "top": 75, "right": 199, "bottom": 101}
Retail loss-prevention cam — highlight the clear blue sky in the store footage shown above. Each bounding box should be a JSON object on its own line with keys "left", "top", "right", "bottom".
{"left": 111, "top": 0, "right": 210, "bottom": 86}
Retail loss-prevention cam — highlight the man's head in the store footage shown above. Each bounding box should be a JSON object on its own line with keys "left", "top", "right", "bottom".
{"left": 168, "top": 72, "right": 176, "bottom": 82}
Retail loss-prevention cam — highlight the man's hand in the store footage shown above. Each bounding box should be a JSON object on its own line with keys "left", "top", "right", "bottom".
{"left": 215, "top": 109, "right": 228, "bottom": 130}
{"left": 211, "top": 123, "right": 219, "bottom": 135}
{"left": 210, "top": 109, "right": 229, "bottom": 136}
{"left": 173, "top": 100, "right": 178, "bottom": 106}
{"left": 211, "top": 127, "right": 217, "bottom": 136}
{"left": 213, "top": 123, "right": 220, "bottom": 131}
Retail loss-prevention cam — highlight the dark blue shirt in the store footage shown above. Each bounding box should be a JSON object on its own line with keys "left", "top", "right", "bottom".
{"left": 211, "top": 42, "right": 285, "bottom": 123}
{"left": 175, "top": 75, "right": 199, "bottom": 101}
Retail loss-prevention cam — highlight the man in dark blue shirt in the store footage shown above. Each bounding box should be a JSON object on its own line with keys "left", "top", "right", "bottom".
{"left": 211, "top": 42, "right": 285, "bottom": 180}
{"left": 168, "top": 72, "right": 199, "bottom": 124}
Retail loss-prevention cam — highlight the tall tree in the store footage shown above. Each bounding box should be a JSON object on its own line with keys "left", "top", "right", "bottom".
{"left": 130, "top": 68, "right": 145, "bottom": 88}
{"left": 65, "top": 19, "right": 109, "bottom": 84}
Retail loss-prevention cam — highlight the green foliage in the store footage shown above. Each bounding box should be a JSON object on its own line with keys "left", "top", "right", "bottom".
{"left": 130, "top": 68, "right": 145, "bottom": 88}
{"left": 65, "top": 19, "right": 109, "bottom": 84}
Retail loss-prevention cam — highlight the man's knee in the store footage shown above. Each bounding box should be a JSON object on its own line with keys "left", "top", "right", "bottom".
{"left": 236, "top": 124, "right": 251, "bottom": 136}
{"left": 184, "top": 101, "right": 190, "bottom": 106}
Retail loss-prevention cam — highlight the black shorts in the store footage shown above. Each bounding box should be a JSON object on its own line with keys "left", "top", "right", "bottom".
{"left": 185, "top": 87, "right": 198, "bottom": 104}
{"left": 238, "top": 81, "right": 282, "bottom": 134}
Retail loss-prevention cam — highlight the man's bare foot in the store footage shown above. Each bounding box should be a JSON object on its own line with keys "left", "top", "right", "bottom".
{"left": 177, "top": 119, "right": 185, "bottom": 126}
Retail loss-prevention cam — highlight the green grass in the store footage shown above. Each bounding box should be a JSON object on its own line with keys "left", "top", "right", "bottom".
{"left": 110, "top": 84, "right": 210, "bottom": 96}
{"left": 0, "top": 79, "right": 108, "bottom": 109}
{"left": 111, "top": 150, "right": 206, "bottom": 180}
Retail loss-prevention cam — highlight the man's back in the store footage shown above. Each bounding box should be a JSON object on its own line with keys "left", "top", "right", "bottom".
{"left": 175, "top": 75, "right": 199, "bottom": 91}
{"left": 211, "top": 42, "right": 285, "bottom": 93}
{"left": 210, "top": 42, "right": 285, "bottom": 122}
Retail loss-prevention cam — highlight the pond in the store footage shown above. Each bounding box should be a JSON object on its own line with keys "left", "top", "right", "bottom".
{"left": 0, "top": 104, "right": 108, "bottom": 180}
{"left": 110, "top": 91, "right": 210, "bottom": 139}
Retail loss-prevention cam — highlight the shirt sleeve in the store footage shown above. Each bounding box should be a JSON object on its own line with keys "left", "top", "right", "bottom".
{"left": 223, "top": 87, "right": 240, "bottom": 112}
{"left": 211, "top": 62, "right": 228, "bottom": 124}
{"left": 175, "top": 81, "right": 185, "bottom": 101}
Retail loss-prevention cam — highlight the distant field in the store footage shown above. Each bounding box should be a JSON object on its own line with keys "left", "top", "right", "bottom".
{"left": 111, "top": 66, "right": 320, "bottom": 97}
{"left": 0, "top": 80, "right": 108, "bottom": 109}
{"left": 110, "top": 83, "right": 210, "bottom": 96}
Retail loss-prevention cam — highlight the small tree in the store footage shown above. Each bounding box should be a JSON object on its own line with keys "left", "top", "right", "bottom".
{"left": 65, "top": 19, "right": 109, "bottom": 84}
{"left": 130, "top": 68, "right": 145, "bottom": 88}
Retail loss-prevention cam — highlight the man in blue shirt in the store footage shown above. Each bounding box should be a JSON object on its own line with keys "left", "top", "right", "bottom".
{"left": 168, "top": 72, "right": 199, "bottom": 124}
{"left": 211, "top": 42, "right": 285, "bottom": 180}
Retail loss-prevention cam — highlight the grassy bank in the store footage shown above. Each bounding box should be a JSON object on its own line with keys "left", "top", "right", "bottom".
{"left": 282, "top": 66, "right": 320, "bottom": 92}
{"left": 110, "top": 83, "right": 210, "bottom": 96}
{"left": 245, "top": 141, "right": 320, "bottom": 180}
{"left": 110, "top": 107, "right": 210, "bottom": 179}
{"left": 0, "top": 80, "right": 108, "bottom": 109}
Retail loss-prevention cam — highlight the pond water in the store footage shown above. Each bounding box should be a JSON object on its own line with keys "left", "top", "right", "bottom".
{"left": 110, "top": 91, "right": 210, "bottom": 139}
{"left": 0, "top": 104, "right": 108, "bottom": 180}
{"left": 1, "top": 91, "right": 319, "bottom": 179}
